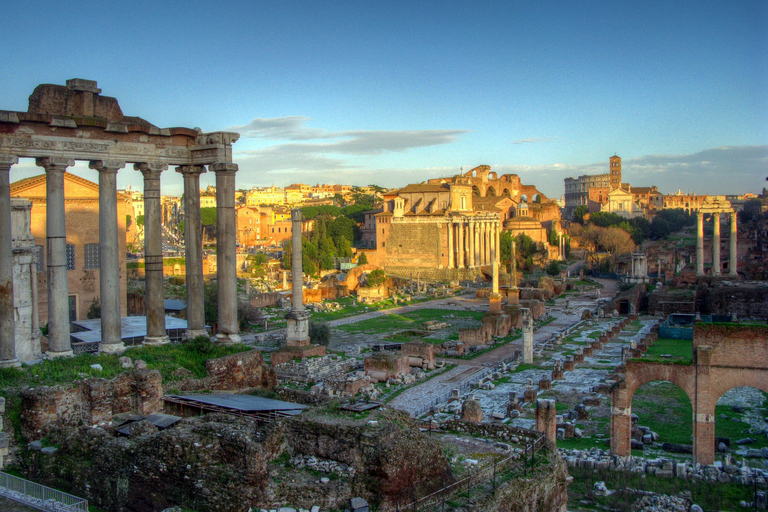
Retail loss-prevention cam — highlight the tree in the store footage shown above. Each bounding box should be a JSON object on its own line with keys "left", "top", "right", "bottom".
{"left": 357, "top": 252, "right": 369, "bottom": 265}
{"left": 309, "top": 321, "right": 331, "bottom": 345}
{"left": 545, "top": 260, "right": 561, "bottom": 276}
{"left": 365, "top": 269, "right": 386, "bottom": 288}
{"left": 86, "top": 297, "right": 100, "bottom": 319}
{"left": 573, "top": 205, "right": 589, "bottom": 224}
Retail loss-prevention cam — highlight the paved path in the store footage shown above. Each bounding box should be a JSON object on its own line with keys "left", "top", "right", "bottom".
{"left": 592, "top": 277, "right": 620, "bottom": 298}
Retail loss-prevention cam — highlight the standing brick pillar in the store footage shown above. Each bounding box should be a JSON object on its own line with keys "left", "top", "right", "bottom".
{"left": 610, "top": 382, "right": 632, "bottom": 457}
{"left": 536, "top": 399, "right": 557, "bottom": 442}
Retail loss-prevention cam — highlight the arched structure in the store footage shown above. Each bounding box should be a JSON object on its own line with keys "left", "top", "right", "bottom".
{"left": 0, "top": 79, "right": 241, "bottom": 365}
{"left": 611, "top": 323, "right": 768, "bottom": 464}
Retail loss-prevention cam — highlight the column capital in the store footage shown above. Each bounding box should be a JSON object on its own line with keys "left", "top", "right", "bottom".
{"left": 36, "top": 156, "right": 75, "bottom": 170}
{"left": 89, "top": 160, "right": 126, "bottom": 173}
{"left": 0, "top": 155, "right": 19, "bottom": 169}
{"left": 210, "top": 162, "right": 238, "bottom": 174}
{"left": 291, "top": 208, "right": 303, "bottom": 222}
{"left": 175, "top": 164, "right": 207, "bottom": 176}
{"left": 134, "top": 161, "right": 168, "bottom": 176}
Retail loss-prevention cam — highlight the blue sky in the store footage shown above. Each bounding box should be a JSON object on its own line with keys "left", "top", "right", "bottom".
{"left": 2, "top": 0, "right": 766, "bottom": 198}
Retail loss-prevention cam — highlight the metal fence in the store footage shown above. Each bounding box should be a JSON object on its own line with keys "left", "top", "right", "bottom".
{"left": 0, "top": 472, "right": 88, "bottom": 512}
{"left": 401, "top": 434, "right": 548, "bottom": 511}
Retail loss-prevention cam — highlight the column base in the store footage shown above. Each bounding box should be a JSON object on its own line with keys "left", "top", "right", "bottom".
{"left": 185, "top": 329, "right": 209, "bottom": 340}
{"left": 46, "top": 350, "right": 74, "bottom": 359}
{"left": 0, "top": 358, "right": 21, "bottom": 368}
{"left": 142, "top": 336, "right": 170, "bottom": 346}
{"left": 215, "top": 333, "right": 241, "bottom": 345}
{"left": 99, "top": 342, "right": 126, "bottom": 355}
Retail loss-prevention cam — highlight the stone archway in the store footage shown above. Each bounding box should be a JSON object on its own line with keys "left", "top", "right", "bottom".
{"left": 611, "top": 324, "right": 768, "bottom": 464}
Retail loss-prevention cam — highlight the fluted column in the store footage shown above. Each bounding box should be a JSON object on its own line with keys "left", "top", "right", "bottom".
{"left": 38, "top": 157, "right": 75, "bottom": 358}
{"left": 479, "top": 222, "right": 486, "bottom": 265}
{"left": 90, "top": 160, "right": 126, "bottom": 353}
{"left": 136, "top": 162, "right": 169, "bottom": 345}
{"left": 712, "top": 213, "right": 721, "bottom": 276}
{"left": 457, "top": 220, "right": 465, "bottom": 268}
{"left": 447, "top": 220, "right": 454, "bottom": 268}
{"left": 696, "top": 212, "right": 704, "bottom": 276}
{"left": 729, "top": 213, "right": 738, "bottom": 276}
{"left": 176, "top": 165, "right": 208, "bottom": 339}
{"left": 468, "top": 221, "right": 476, "bottom": 268}
{"left": 212, "top": 162, "right": 241, "bottom": 344}
{"left": 0, "top": 156, "right": 20, "bottom": 367}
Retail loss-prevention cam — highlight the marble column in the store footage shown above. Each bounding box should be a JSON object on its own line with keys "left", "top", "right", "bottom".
{"left": 729, "top": 213, "right": 738, "bottom": 276}
{"left": 212, "top": 162, "right": 240, "bottom": 344}
{"left": 176, "top": 165, "right": 208, "bottom": 340}
{"left": 480, "top": 222, "right": 487, "bottom": 266}
{"left": 457, "top": 220, "right": 464, "bottom": 268}
{"left": 473, "top": 220, "right": 480, "bottom": 267}
{"left": 494, "top": 221, "right": 501, "bottom": 266}
{"left": 0, "top": 156, "right": 20, "bottom": 367}
{"left": 90, "top": 160, "right": 126, "bottom": 353}
{"left": 468, "top": 221, "right": 475, "bottom": 268}
{"left": 522, "top": 308, "right": 534, "bottom": 364}
{"left": 135, "top": 162, "right": 169, "bottom": 345}
{"left": 696, "top": 212, "right": 704, "bottom": 276}
{"left": 38, "top": 157, "right": 75, "bottom": 358}
{"left": 286, "top": 208, "right": 310, "bottom": 346}
{"left": 447, "top": 220, "right": 454, "bottom": 268}
{"left": 712, "top": 213, "right": 721, "bottom": 276}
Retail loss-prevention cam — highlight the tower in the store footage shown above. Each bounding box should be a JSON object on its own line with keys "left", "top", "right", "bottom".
{"left": 609, "top": 155, "right": 622, "bottom": 190}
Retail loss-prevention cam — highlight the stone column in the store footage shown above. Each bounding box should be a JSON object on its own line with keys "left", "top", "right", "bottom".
{"left": 38, "top": 157, "right": 75, "bottom": 358}
{"left": 494, "top": 221, "right": 501, "bottom": 266}
{"left": 135, "top": 162, "right": 169, "bottom": 345}
{"left": 447, "top": 220, "right": 454, "bottom": 268}
{"left": 212, "top": 163, "right": 240, "bottom": 344}
{"left": 0, "top": 156, "right": 20, "bottom": 367}
{"left": 522, "top": 308, "right": 534, "bottom": 364}
{"left": 90, "top": 161, "right": 126, "bottom": 354}
{"left": 480, "top": 222, "right": 487, "bottom": 266}
{"left": 468, "top": 221, "right": 475, "bottom": 268}
{"left": 457, "top": 220, "right": 464, "bottom": 268}
{"left": 696, "top": 212, "right": 704, "bottom": 275}
{"left": 712, "top": 213, "right": 721, "bottom": 276}
{"left": 176, "top": 165, "right": 208, "bottom": 340}
{"left": 473, "top": 220, "right": 480, "bottom": 267}
{"left": 286, "top": 209, "right": 310, "bottom": 346}
{"left": 729, "top": 213, "right": 738, "bottom": 276}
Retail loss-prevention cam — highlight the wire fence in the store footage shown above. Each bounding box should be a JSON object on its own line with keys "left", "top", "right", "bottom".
{"left": 400, "top": 434, "right": 548, "bottom": 511}
{"left": 0, "top": 472, "right": 88, "bottom": 512}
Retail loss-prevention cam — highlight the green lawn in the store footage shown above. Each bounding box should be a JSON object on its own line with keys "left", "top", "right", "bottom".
{"left": 0, "top": 339, "right": 251, "bottom": 388}
{"left": 714, "top": 393, "right": 768, "bottom": 450}
{"left": 642, "top": 338, "right": 693, "bottom": 364}
{"left": 633, "top": 381, "right": 692, "bottom": 445}
{"left": 335, "top": 308, "right": 485, "bottom": 335}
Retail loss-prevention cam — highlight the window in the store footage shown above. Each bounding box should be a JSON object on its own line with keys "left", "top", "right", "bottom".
{"left": 66, "top": 244, "right": 75, "bottom": 271}
{"left": 35, "top": 245, "right": 44, "bottom": 272}
{"left": 84, "top": 243, "right": 100, "bottom": 270}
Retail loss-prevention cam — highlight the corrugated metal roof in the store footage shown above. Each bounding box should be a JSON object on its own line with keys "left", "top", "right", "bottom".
{"left": 170, "top": 394, "right": 307, "bottom": 413}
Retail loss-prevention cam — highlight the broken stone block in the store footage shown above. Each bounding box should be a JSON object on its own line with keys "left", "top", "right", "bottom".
{"left": 350, "top": 497, "right": 369, "bottom": 512}
{"left": 119, "top": 356, "right": 133, "bottom": 369}
{"left": 40, "top": 446, "right": 58, "bottom": 455}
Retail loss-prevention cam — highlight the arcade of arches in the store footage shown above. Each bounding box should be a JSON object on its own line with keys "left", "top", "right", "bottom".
{"left": 611, "top": 323, "right": 768, "bottom": 464}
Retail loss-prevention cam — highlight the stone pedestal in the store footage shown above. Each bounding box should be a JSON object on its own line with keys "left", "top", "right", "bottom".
{"left": 523, "top": 385, "right": 537, "bottom": 403}
{"left": 286, "top": 309, "right": 311, "bottom": 347}
{"left": 461, "top": 398, "right": 482, "bottom": 423}
{"left": 489, "top": 293, "right": 503, "bottom": 313}
{"left": 521, "top": 308, "right": 534, "bottom": 364}
{"left": 538, "top": 377, "right": 552, "bottom": 390}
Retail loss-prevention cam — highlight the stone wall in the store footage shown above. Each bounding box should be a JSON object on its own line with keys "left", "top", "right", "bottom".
{"left": 250, "top": 291, "right": 282, "bottom": 308}
{"left": 384, "top": 265, "right": 480, "bottom": 282}
{"left": 364, "top": 353, "right": 410, "bottom": 380}
{"left": 176, "top": 349, "right": 277, "bottom": 391}
{"left": 20, "top": 369, "right": 164, "bottom": 440}
{"left": 385, "top": 222, "right": 443, "bottom": 268}
{"left": 702, "top": 283, "right": 768, "bottom": 319}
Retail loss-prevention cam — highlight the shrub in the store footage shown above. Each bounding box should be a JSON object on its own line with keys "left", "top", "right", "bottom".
{"left": 309, "top": 321, "right": 331, "bottom": 345}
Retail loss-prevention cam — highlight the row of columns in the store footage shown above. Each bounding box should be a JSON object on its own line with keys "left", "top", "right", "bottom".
{"left": 696, "top": 212, "right": 738, "bottom": 276}
{"left": 0, "top": 156, "right": 240, "bottom": 365}
{"left": 446, "top": 218, "right": 500, "bottom": 269}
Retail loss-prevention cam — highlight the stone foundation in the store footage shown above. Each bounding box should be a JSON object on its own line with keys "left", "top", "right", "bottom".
{"left": 271, "top": 344, "right": 327, "bottom": 367}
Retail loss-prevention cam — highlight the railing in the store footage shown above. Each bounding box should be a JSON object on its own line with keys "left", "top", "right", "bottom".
{"left": 0, "top": 472, "right": 88, "bottom": 512}
{"left": 401, "top": 434, "right": 548, "bottom": 511}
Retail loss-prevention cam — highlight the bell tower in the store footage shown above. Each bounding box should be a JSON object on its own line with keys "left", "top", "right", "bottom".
{"left": 609, "top": 155, "right": 622, "bottom": 189}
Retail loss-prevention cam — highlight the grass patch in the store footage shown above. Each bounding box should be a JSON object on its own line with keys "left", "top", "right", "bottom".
{"left": 337, "top": 308, "right": 484, "bottom": 335}
{"left": 0, "top": 341, "right": 251, "bottom": 388}
{"left": 643, "top": 338, "right": 693, "bottom": 364}
{"left": 633, "top": 381, "right": 692, "bottom": 445}
{"left": 567, "top": 467, "right": 754, "bottom": 511}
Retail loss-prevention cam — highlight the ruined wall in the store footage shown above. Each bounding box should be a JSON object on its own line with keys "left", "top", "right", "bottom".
{"left": 703, "top": 284, "right": 768, "bottom": 319}
{"left": 693, "top": 323, "right": 768, "bottom": 369}
{"left": 385, "top": 222, "right": 442, "bottom": 268}
{"left": 21, "top": 370, "right": 163, "bottom": 439}
{"left": 175, "top": 349, "right": 277, "bottom": 391}
{"left": 250, "top": 291, "right": 282, "bottom": 308}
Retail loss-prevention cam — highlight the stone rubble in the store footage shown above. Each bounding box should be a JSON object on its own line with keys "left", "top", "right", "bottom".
{"left": 289, "top": 454, "right": 357, "bottom": 477}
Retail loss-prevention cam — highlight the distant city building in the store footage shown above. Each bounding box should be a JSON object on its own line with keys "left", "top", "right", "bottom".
{"left": 564, "top": 155, "right": 622, "bottom": 218}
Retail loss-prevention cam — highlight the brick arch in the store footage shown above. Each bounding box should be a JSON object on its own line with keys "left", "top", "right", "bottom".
{"left": 624, "top": 365, "right": 697, "bottom": 407}
{"left": 709, "top": 368, "right": 768, "bottom": 411}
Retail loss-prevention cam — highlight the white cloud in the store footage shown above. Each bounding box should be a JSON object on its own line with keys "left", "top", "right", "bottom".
{"left": 511, "top": 137, "right": 552, "bottom": 144}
